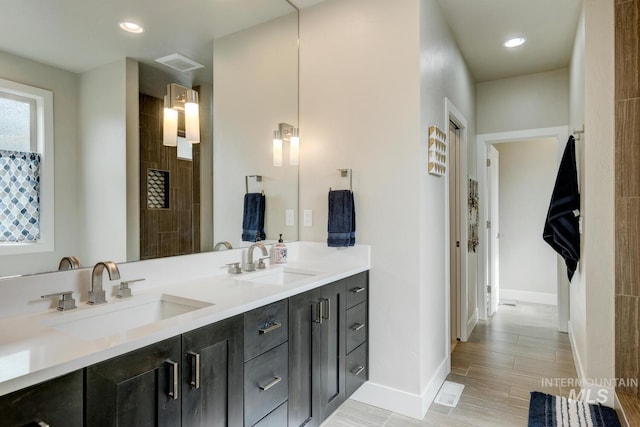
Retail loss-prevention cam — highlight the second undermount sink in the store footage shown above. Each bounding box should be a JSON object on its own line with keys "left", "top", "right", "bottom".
{"left": 240, "top": 267, "right": 321, "bottom": 286}
{"left": 42, "top": 294, "right": 212, "bottom": 340}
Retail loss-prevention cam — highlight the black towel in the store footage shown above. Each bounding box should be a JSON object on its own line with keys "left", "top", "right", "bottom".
{"left": 327, "top": 190, "right": 355, "bottom": 247}
{"left": 543, "top": 136, "right": 580, "bottom": 281}
{"left": 242, "top": 193, "right": 266, "bottom": 242}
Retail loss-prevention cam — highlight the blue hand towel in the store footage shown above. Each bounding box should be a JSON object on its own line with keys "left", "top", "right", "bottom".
{"left": 327, "top": 190, "right": 355, "bottom": 247}
{"left": 242, "top": 193, "right": 266, "bottom": 242}
{"left": 543, "top": 136, "right": 580, "bottom": 281}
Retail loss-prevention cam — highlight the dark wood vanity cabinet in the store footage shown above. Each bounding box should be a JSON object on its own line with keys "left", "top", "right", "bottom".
{"left": 1, "top": 270, "right": 369, "bottom": 427}
{"left": 0, "top": 370, "right": 83, "bottom": 427}
{"left": 85, "top": 336, "right": 182, "bottom": 427}
{"left": 85, "top": 315, "right": 244, "bottom": 427}
{"left": 181, "top": 315, "right": 244, "bottom": 427}
{"left": 288, "top": 279, "right": 347, "bottom": 427}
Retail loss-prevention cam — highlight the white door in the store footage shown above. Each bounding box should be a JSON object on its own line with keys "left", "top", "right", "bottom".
{"left": 487, "top": 145, "right": 500, "bottom": 316}
{"left": 449, "top": 121, "right": 461, "bottom": 347}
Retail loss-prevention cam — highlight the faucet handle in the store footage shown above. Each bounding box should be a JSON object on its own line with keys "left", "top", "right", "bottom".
{"left": 116, "top": 278, "right": 145, "bottom": 299}
{"left": 226, "top": 262, "right": 242, "bottom": 274}
{"left": 41, "top": 291, "right": 77, "bottom": 311}
{"left": 257, "top": 257, "right": 270, "bottom": 270}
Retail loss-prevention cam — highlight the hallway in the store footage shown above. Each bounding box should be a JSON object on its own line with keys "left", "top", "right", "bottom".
{"left": 324, "top": 302, "right": 578, "bottom": 426}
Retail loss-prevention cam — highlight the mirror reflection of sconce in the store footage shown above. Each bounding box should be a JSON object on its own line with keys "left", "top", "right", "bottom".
{"left": 163, "top": 83, "right": 200, "bottom": 147}
{"left": 273, "top": 122, "right": 299, "bottom": 166}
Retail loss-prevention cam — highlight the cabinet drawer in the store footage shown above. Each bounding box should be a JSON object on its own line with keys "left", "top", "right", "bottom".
{"left": 244, "top": 299, "right": 288, "bottom": 361}
{"left": 346, "top": 342, "right": 368, "bottom": 398}
{"left": 346, "top": 301, "right": 367, "bottom": 354}
{"left": 345, "top": 272, "right": 368, "bottom": 309}
{"left": 244, "top": 342, "right": 289, "bottom": 426}
{"left": 253, "top": 401, "right": 287, "bottom": 427}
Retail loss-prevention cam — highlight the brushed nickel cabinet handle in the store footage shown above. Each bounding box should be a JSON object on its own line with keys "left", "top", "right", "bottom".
{"left": 259, "top": 322, "right": 282, "bottom": 334}
{"left": 351, "top": 365, "right": 365, "bottom": 376}
{"left": 188, "top": 352, "right": 200, "bottom": 389}
{"left": 350, "top": 287, "right": 365, "bottom": 294}
{"left": 259, "top": 376, "right": 282, "bottom": 391}
{"left": 322, "top": 298, "right": 330, "bottom": 320}
{"left": 166, "top": 360, "right": 179, "bottom": 400}
{"left": 351, "top": 323, "right": 365, "bottom": 331}
{"left": 34, "top": 421, "right": 49, "bottom": 427}
{"left": 315, "top": 300, "right": 324, "bottom": 324}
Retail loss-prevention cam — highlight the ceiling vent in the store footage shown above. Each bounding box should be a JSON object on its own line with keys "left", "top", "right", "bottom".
{"left": 155, "top": 53, "right": 204, "bottom": 72}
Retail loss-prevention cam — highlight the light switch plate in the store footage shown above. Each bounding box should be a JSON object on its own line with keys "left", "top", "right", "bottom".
{"left": 286, "top": 209, "right": 295, "bottom": 226}
{"left": 303, "top": 210, "right": 313, "bottom": 227}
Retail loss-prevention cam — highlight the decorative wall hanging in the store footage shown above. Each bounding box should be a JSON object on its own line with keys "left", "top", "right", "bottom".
{"left": 468, "top": 177, "right": 479, "bottom": 252}
{"left": 428, "top": 125, "right": 447, "bottom": 176}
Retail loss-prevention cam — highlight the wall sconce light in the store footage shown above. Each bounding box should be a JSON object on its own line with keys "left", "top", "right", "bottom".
{"left": 163, "top": 83, "right": 200, "bottom": 146}
{"left": 273, "top": 122, "right": 299, "bottom": 166}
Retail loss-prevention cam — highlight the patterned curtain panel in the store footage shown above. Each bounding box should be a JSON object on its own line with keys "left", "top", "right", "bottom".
{"left": 0, "top": 149, "right": 41, "bottom": 242}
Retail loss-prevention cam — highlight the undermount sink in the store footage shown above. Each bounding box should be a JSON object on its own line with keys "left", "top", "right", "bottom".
{"left": 42, "top": 294, "right": 212, "bottom": 340}
{"left": 240, "top": 267, "right": 321, "bottom": 285}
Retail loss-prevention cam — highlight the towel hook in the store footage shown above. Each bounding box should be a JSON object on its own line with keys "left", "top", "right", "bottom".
{"left": 572, "top": 125, "right": 585, "bottom": 142}
{"left": 245, "top": 175, "right": 263, "bottom": 194}
{"left": 330, "top": 168, "right": 352, "bottom": 192}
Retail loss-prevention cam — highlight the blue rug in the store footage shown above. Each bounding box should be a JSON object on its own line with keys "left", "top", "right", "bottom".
{"left": 528, "top": 391, "right": 621, "bottom": 426}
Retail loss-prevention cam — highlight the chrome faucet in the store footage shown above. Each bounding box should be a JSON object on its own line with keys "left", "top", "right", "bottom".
{"left": 245, "top": 242, "right": 268, "bottom": 271}
{"left": 88, "top": 261, "right": 121, "bottom": 305}
{"left": 214, "top": 241, "right": 233, "bottom": 251}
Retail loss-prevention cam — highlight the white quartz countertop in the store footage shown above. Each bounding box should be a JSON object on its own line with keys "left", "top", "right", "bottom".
{"left": 0, "top": 242, "right": 370, "bottom": 396}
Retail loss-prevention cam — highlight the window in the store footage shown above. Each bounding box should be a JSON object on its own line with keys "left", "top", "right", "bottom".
{"left": 0, "top": 78, "right": 53, "bottom": 254}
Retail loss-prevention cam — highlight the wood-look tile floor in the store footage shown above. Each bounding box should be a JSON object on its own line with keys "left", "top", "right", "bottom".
{"left": 323, "top": 302, "right": 578, "bottom": 426}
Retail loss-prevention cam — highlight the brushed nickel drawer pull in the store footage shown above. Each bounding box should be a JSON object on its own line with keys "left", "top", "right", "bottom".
{"left": 315, "top": 301, "right": 323, "bottom": 324}
{"left": 351, "top": 287, "right": 365, "bottom": 294}
{"left": 351, "top": 323, "right": 365, "bottom": 331}
{"left": 166, "top": 360, "right": 179, "bottom": 400}
{"left": 259, "top": 322, "right": 282, "bottom": 334}
{"left": 35, "top": 421, "right": 49, "bottom": 427}
{"left": 188, "top": 352, "right": 201, "bottom": 389}
{"left": 259, "top": 376, "right": 282, "bottom": 391}
{"left": 351, "top": 365, "right": 365, "bottom": 376}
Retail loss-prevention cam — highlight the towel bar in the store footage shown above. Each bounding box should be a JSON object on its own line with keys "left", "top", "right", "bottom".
{"left": 245, "top": 175, "right": 263, "bottom": 194}
{"left": 331, "top": 168, "right": 352, "bottom": 192}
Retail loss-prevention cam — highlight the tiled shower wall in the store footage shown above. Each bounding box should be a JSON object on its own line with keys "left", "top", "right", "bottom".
{"left": 139, "top": 93, "right": 201, "bottom": 259}
{"left": 615, "top": 0, "right": 640, "bottom": 395}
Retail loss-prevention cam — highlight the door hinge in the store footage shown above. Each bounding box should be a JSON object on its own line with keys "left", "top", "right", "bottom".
{"left": 456, "top": 241, "right": 460, "bottom": 248}
{"left": 486, "top": 158, "right": 491, "bottom": 167}
{"left": 486, "top": 220, "right": 491, "bottom": 229}
{"left": 487, "top": 285, "right": 491, "bottom": 293}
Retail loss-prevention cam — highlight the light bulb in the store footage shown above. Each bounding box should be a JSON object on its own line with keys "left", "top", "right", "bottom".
{"left": 163, "top": 96, "right": 178, "bottom": 147}
{"left": 273, "top": 131, "right": 283, "bottom": 167}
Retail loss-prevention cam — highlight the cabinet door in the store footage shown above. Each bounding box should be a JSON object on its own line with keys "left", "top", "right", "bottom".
{"left": 318, "top": 280, "right": 346, "bottom": 420}
{"left": 288, "top": 288, "right": 322, "bottom": 427}
{"left": 0, "top": 370, "right": 83, "bottom": 427}
{"left": 182, "top": 315, "right": 243, "bottom": 427}
{"left": 85, "top": 336, "right": 182, "bottom": 427}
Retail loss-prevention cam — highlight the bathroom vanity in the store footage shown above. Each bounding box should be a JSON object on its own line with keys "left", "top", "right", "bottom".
{"left": 0, "top": 242, "right": 369, "bottom": 427}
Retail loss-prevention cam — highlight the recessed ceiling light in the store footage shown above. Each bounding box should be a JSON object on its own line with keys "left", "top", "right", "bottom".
{"left": 119, "top": 22, "right": 144, "bottom": 34}
{"left": 504, "top": 37, "right": 526, "bottom": 48}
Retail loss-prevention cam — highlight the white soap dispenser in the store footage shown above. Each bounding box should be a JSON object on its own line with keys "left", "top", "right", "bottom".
{"left": 272, "top": 234, "right": 288, "bottom": 264}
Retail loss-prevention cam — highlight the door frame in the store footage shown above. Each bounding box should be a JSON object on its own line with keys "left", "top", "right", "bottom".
{"left": 444, "top": 98, "right": 470, "bottom": 349}
{"left": 475, "top": 126, "right": 569, "bottom": 331}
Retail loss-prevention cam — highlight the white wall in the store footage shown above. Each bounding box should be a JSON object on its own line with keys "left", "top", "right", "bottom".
{"left": 78, "top": 59, "right": 129, "bottom": 265}
{"left": 214, "top": 12, "right": 299, "bottom": 248}
{"left": 569, "top": 0, "right": 616, "bottom": 404}
{"left": 477, "top": 69, "right": 569, "bottom": 134}
{"left": 495, "top": 139, "right": 558, "bottom": 305}
{"left": 299, "top": 0, "right": 475, "bottom": 418}
{"left": 0, "top": 51, "right": 80, "bottom": 276}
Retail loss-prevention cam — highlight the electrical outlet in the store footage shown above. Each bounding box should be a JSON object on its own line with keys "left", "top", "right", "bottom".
{"left": 303, "top": 210, "right": 313, "bottom": 227}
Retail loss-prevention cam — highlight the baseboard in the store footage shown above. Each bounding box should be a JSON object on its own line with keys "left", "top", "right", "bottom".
{"left": 567, "top": 320, "right": 616, "bottom": 407}
{"left": 350, "top": 355, "right": 449, "bottom": 419}
{"left": 464, "top": 308, "right": 478, "bottom": 341}
{"left": 500, "top": 289, "right": 557, "bottom": 305}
